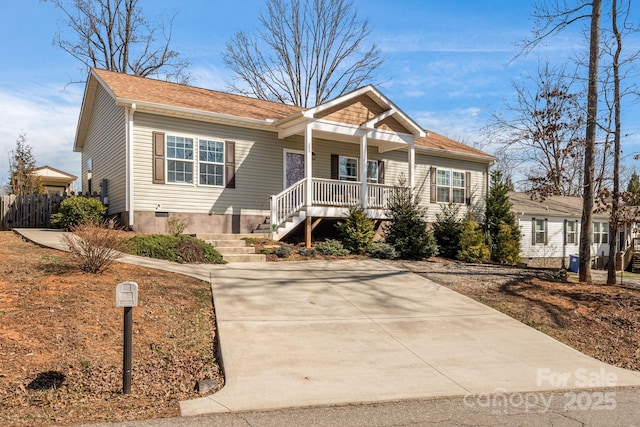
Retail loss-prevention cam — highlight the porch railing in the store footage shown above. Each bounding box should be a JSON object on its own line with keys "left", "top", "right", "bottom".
{"left": 312, "top": 178, "right": 361, "bottom": 207}
{"left": 367, "top": 183, "right": 393, "bottom": 209}
{"left": 271, "top": 178, "right": 394, "bottom": 230}
{"left": 270, "top": 178, "right": 306, "bottom": 230}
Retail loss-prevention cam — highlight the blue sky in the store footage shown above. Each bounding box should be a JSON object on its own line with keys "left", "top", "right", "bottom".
{"left": 0, "top": 0, "right": 637, "bottom": 189}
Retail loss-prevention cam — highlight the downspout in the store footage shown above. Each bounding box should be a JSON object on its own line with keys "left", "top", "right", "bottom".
{"left": 126, "top": 103, "right": 136, "bottom": 229}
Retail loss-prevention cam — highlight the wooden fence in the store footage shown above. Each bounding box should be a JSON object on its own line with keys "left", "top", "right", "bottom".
{"left": 0, "top": 193, "right": 100, "bottom": 230}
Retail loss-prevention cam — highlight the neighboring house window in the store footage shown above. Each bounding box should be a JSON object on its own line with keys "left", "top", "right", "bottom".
{"left": 167, "top": 135, "right": 194, "bottom": 184}
{"left": 593, "top": 222, "right": 609, "bottom": 244}
{"left": 436, "top": 170, "right": 466, "bottom": 203}
{"left": 199, "top": 139, "right": 224, "bottom": 186}
{"left": 339, "top": 156, "right": 358, "bottom": 181}
{"left": 533, "top": 218, "right": 547, "bottom": 245}
{"left": 367, "top": 160, "right": 378, "bottom": 183}
{"left": 566, "top": 220, "right": 577, "bottom": 244}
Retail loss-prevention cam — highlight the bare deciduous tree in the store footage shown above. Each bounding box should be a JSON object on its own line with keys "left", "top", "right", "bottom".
{"left": 223, "top": 0, "right": 383, "bottom": 107}
{"left": 520, "top": 0, "right": 602, "bottom": 284}
{"left": 45, "top": 0, "right": 190, "bottom": 82}
{"left": 487, "top": 63, "right": 585, "bottom": 197}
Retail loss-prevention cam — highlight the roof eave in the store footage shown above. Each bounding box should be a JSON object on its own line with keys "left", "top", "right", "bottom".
{"left": 415, "top": 145, "right": 496, "bottom": 163}
{"left": 115, "top": 98, "right": 278, "bottom": 129}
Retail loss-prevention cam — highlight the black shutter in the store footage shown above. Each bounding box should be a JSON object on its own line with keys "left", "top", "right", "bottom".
{"left": 377, "top": 160, "right": 385, "bottom": 184}
{"left": 532, "top": 218, "right": 536, "bottom": 246}
{"left": 465, "top": 171, "right": 471, "bottom": 205}
{"left": 225, "top": 140, "right": 236, "bottom": 188}
{"left": 331, "top": 154, "right": 339, "bottom": 180}
{"left": 152, "top": 131, "right": 165, "bottom": 184}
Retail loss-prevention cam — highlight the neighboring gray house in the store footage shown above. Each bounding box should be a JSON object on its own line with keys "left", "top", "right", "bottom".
{"left": 510, "top": 192, "right": 638, "bottom": 269}
{"left": 74, "top": 69, "right": 495, "bottom": 242}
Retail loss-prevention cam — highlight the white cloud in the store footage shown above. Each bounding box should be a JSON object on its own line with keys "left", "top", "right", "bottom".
{"left": 0, "top": 83, "right": 82, "bottom": 188}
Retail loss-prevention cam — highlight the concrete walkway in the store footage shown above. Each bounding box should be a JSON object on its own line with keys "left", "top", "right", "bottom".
{"left": 13, "top": 229, "right": 640, "bottom": 417}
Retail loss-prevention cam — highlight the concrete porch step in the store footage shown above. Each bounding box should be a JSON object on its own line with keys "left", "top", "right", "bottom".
{"left": 222, "top": 253, "right": 267, "bottom": 263}
{"left": 205, "top": 239, "right": 248, "bottom": 247}
{"left": 215, "top": 246, "right": 257, "bottom": 255}
{"left": 197, "top": 233, "right": 257, "bottom": 241}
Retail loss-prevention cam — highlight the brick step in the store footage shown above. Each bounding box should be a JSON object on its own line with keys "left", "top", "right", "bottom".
{"left": 205, "top": 239, "right": 248, "bottom": 247}
{"left": 215, "top": 246, "right": 257, "bottom": 255}
{"left": 197, "top": 233, "right": 256, "bottom": 241}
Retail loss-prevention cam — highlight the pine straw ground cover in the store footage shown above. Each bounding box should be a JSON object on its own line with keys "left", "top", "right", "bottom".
{"left": 0, "top": 232, "right": 223, "bottom": 426}
{"left": 403, "top": 259, "right": 640, "bottom": 371}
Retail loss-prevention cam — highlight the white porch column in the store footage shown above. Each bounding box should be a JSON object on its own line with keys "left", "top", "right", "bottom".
{"left": 304, "top": 123, "right": 313, "bottom": 207}
{"left": 408, "top": 141, "right": 416, "bottom": 191}
{"left": 360, "top": 133, "right": 368, "bottom": 209}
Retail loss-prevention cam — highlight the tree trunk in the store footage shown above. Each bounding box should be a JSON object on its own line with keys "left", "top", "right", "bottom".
{"left": 607, "top": 0, "right": 623, "bottom": 285}
{"left": 579, "top": 0, "right": 602, "bottom": 284}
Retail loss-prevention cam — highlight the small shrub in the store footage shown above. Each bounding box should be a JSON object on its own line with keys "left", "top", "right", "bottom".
{"left": 166, "top": 217, "right": 188, "bottom": 236}
{"left": 128, "top": 235, "right": 224, "bottom": 264}
{"left": 337, "top": 206, "right": 375, "bottom": 254}
{"left": 493, "top": 221, "right": 522, "bottom": 264}
{"left": 257, "top": 248, "right": 272, "bottom": 255}
{"left": 63, "top": 221, "right": 129, "bottom": 274}
{"left": 298, "top": 247, "right": 317, "bottom": 257}
{"left": 367, "top": 242, "right": 398, "bottom": 259}
{"left": 385, "top": 177, "right": 438, "bottom": 259}
{"left": 315, "top": 239, "right": 350, "bottom": 256}
{"left": 432, "top": 202, "right": 463, "bottom": 259}
{"left": 273, "top": 246, "right": 292, "bottom": 258}
{"left": 51, "top": 197, "right": 106, "bottom": 229}
{"left": 457, "top": 213, "right": 490, "bottom": 263}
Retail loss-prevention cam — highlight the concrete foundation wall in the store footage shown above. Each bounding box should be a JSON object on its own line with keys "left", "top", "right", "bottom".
{"left": 132, "top": 211, "right": 266, "bottom": 234}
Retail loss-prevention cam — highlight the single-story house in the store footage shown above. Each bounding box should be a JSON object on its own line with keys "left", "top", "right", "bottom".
{"left": 33, "top": 166, "right": 77, "bottom": 195}
{"left": 509, "top": 191, "right": 639, "bottom": 269}
{"left": 74, "top": 68, "right": 495, "bottom": 241}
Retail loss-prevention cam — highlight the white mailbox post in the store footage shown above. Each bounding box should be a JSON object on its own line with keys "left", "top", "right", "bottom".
{"left": 116, "top": 282, "right": 138, "bottom": 394}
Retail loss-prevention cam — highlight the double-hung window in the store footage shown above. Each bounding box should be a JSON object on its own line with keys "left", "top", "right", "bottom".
{"left": 534, "top": 219, "right": 547, "bottom": 245}
{"left": 167, "top": 135, "right": 194, "bottom": 184}
{"left": 367, "top": 160, "right": 378, "bottom": 183}
{"left": 339, "top": 156, "right": 358, "bottom": 181}
{"left": 593, "top": 222, "right": 609, "bottom": 244}
{"left": 452, "top": 172, "right": 466, "bottom": 204}
{"left": 436, "top": 170, "right": 451, "bottom": 202}
{"left": 165, "top": 135, "right": 225, "bottom": 187}
{"left": 566, "top": 220, "right": 577, "bottom": 245}
{"left": 199, "top": 139, "right": 224, "bottom": 186}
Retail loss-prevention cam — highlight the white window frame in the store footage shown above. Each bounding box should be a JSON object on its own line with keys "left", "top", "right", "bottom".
{"left": 339, "top": 156, "right": 358, "bottom": 181}
{"left": 198, "top": 139, "right": 225, "bottom": 187}
{"left": 566, "top": 220, "right": 577, "bottom": 245}
{"left": 165, "top": 134, "right": 225, "bottom": 187}
{"left": 534, "top": 219, "right": 547, "bottom": 245}
{"left": 367, "top": 160, "right": 378, "bottom": 183}
{"left": 436, "top": 170, "right": 451, "bottom": 203}
{"left": 593, "top": 221, "right": 609, "bottom": 245}
{"left": 166, "top": 135, "right": 194, "bottom": 184}
{"left": 436, "top": 169, "right": 466, "bottom": 204}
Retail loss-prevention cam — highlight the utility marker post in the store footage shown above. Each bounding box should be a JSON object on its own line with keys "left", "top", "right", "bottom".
{"left": 116, "top": 281, "right": 138, "bottom": 394}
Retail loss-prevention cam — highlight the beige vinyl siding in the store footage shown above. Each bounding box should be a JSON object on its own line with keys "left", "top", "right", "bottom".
{"left": 132, "top": 113, "right": 287, "bottom": 214}
{"left": 132, "top": 114, "right": 489, "bottom": 219}
{"left": 81, "top": 84, "right": 126, "bottom": 214}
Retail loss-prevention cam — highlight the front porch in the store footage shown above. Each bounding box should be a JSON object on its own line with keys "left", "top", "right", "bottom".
{"left": 270, "top": 178, "right": 394, "bottom": 242}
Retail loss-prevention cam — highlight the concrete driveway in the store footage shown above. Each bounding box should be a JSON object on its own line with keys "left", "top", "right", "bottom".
{"left": 180, "top": 259, "right": 640, "bottom": 415}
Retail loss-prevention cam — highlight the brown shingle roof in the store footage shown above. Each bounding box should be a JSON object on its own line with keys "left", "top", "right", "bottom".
{"left": 509, "top": 192, "right": 609, "bottom": 219}
{"left": 92, "top": 69, "right": 493, "bottom": 160}
{"left": 416, "top": 130, "right": 493, "bottom": 159}
{"left": 93, "top": 68, "right": 304, "bottom": 121}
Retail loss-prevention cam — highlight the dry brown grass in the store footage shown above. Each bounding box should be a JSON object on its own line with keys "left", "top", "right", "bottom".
{"left": 0, "top": 231, "right": 223, "bottom": 426}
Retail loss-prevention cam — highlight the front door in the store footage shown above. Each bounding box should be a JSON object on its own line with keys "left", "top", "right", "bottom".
{"left": 284, "top": 150, "right": 305, "bottom": 188}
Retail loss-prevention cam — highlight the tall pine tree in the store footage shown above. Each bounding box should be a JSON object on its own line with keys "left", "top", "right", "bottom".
{"left": 485, "top": 169, "right": 520, "bottom": 264}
